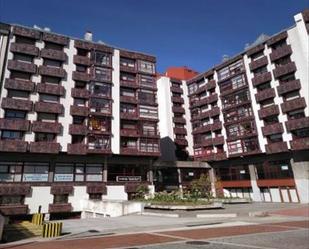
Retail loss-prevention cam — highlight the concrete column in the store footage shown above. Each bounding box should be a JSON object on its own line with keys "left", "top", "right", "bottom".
{"left": 103, "top": 157, "right": 108, "bottom": 182}
{"left": 177, "top": 168, "right": 183, "bottom": 195}
{"left": 147, "top": 169, "right": 154, "bottom": 184}
{"left": 291, "top": 158, "right": 309, "bottom": 203}
{"left": 209, "top": 168, "right": 217, "bottom": 198}
{"left": 248, "top": 164, "right": 262, "bottom": 202}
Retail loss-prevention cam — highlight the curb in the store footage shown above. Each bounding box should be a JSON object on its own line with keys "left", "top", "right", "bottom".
{"left": 141, "top": 212, "right": 180, "bottom": 218}
{"left": 196, "top": 213, "right": 237, "bottom": 218}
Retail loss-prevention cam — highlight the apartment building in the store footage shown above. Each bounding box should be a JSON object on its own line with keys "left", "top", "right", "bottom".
{"left": 0, "top": 25, "right": 160, "bottom": 217}
{"left": 185, "top": 10, "right": 309, "bottom": 203}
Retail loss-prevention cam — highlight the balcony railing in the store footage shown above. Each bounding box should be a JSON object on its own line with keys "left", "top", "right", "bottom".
{"left": 120, "top": 80, "right": 139, "bottom": 88}
{"left": 172, "top": 106, "right": 185, "bottom": 114}
{"left": 258, "top": 105, "right": 280, "bottom": 119}
{"left": 71, "top": 88, "right": 90, "bottom": 99}
{"left": 277, "top": 80, "right": 301, "bottom": 96}
{"left": 39, "top": 65, "right": 67, "bottom": 78}
{"left": 10, "top": 42, "right": 39, "bottom": 56}
{"left": 32, "top": 121, "right": 62, "bottom": 134}
{"left": 285, "top": 117, "right": 309, "bottom": 132}
{"left": 29, "top": 142, "right": 61, "bottom": 154}
{"left": 87, "top": 145, "right": 112, "bottom": 154}
{"left": 201, "top": 136, "right": 224, "bottom": 147}
{"left": 206, "top": 93, "right": 218, "bottom": 104}
{"left": 7, "top": 60, "right": 37, "bottom": 74}
{"left": 262, "top": 123, "right": 284, "bottom": 136}
{"left": 36, "top": 83, "right": 65, "bottom": 96}
{"left": 120, "top": 95, "right": 138, "bottom": 104}
{"left": 42, "top": 32, "right": 69, "bottom": 46}
{"left": 173, "top": 117, "right": 186, "bottom": 124}
{"left": 270, "top": 45, "right": 292, "bottom": 62}
{"left": 273, "top": 62, "right": 296, "bottom": 79}
{"left": 249, "top": 56, "right": 268, "bottom": 71}
{"left": 171, "top": 96, "right": 184, "bottom": 104}
{"left": 174, "top": 138, "right": 188, "bottom": 146}
{"left": 0, "top": 205, "right": 28, "bottom": 216}
{"left": 1, "top": 98, "right": 33, "bottom": 111}
{"left": 72, "top": 71, "right": 91, "bottom": 82}
{"left": 206, "top": 80, "right": 216, "bottom": 90}
{"left": 13, "top": 26, "right": 40, "bottom": 39}
{"left": 0, "top": 118, "right": 30, "bottom": 131}
{"left": 120, "top": 129, "right": 140, "bottom": 137}
{"left": 192, "top": 121, "right": 222, "bottom": 134}
{"left": 49, "top": 203, "right": 72, "bottom": 213}
{"left": 0, "top": 140, "right": 28, "bottom": 152}
{"left": 70, "top": 105, "right": 89, "bottom": 117}
{"left": 174, "top": 127, "right": 187, "bottom": 135}
{"left": 170, "top": 86, "right": 183, "bottom": 94}
{"left": 73, "top": 55, "right": 91, "bottom": 66}
{"left": 255, "top": 88, "right": 276, "bottom": 102}
{"left": 252, "top": 72, "right": 272, "bottom": 87}
{"left": 34, "top": 102, "right": 64, "bottom": 114}
{"left": 67, "top": 143, "right": 87, "bottom": 155}
{"left": 290, "top": 138, "right": 309, "bottom": 151}
{"left": 4, "top": 78, "right": 35, "bottom": 92}
{"left": 120, "top": 64, "right": 137, "bottom": 73}
{"left": 69, "top": 124, "right": 88, "bottom": 135}
{"left": 121, "top": 147, "right": 140, "bottom": 155}
{"left": 281, "top": 97, "right": 306, "bottom": 113}
{"left": 265, "top": 141, "right": 289, "bottom": 154}
{"left": 266, "top": 31, "right": 287, "bottom": 46}
{"left": 41, "top": 48, "right": 67, "bottom": 61}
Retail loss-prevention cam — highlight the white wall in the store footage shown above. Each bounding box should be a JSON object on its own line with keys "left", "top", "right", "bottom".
{"left": 69, "top": 186, "right": 88, "bottom": 211}
{"left": 291, "top": 159, "right": 309, "bottom": 203}
{"left": 24, "top": 186, "right": 53, "bottom": 213}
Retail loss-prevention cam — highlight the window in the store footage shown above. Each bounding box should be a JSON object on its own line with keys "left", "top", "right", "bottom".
{"left": 292, "top": 128, "right": 309, "bottom": 139}
{"left": 15, "top": 36, "right": 35, "bottom": 45}
{"left": 120, "top": 88, "right": 135, "bottom": 97}
{"left": 142, "top": 123, "right": 157, "bottom": 136}
{"left": 283, "top": 91, "right": 300, "bottom": 101}
{"left": 89, "top": 117, "right": 110, "bottom": 132}
{"left": 74, "top": 98, "right": 86, "bottom": 106}
{"left": 217, "top": 60, "right": 244, "bottom": 81}
{"left": 23, "top": 163, "right": 49, "bottom": 182}
{"left": 10, "top": 71, "right": 31, "bottom": 80}
{"left": 138, "top": 89, "right": 156, "bottom": 105}
{"left": 35, "top": 133, "right": 55, "bottom": 142}
{"left": 275, "top": 56, "right": 291, "bottom": 67}
{"left": 72, "top": 135, "right": 84, "bottom": 144}
{"left": 41, "top": 76, "right": 60, "bottom": 85}
{"left": 14, "top": 53, "right": 33, "bottom": 63}
{"left": 40, "top": 94, "right": 59, "bottom": 103}
{"left": 54, "top": 164, "right": 74, "bottom": 182}
{"left": 73, "top": 116, "right": 85, "bottom": 125}
{"left": 94, "top": 67, "right": 111, "bottom": 82}
{"left": 44, "top": 59, "right": 61, "bottom": 68}
{"left": 94, "top": 52, "right": 111, "bottom": 66}
{"left": 90, "top": 82, "right": 111, "bottom": 97}
{"left": 120, "top": 73, "right": 136, "bottom": 82}
{"left": 7, "top": 90, "right": 29, "bottom": 100}
{"left": 76, "top": 65, "right": 87, "bottom": 72}
{"left": 256, "top": 160, "right": 293, "bottom": 179}
{"left": 89, "top": 98, "right": 111, "bottom": 113}
{"left": 217, "top": 165, "right": 250, "bottom": 181}
{"left": 53, "top": 194, "right": 68, "bottom": 204}
{"left": 120, "top": 103, "right": 136, "bottom": 113}
{"left": 288, "top": 110, "right": 305, "bottom": 120}
{"left": 0, "top": 163, "right": 22, "bottom": 182}
{"left": 77, "top": 48, "right": 88, "bottom": 57}
{"left": 251, "top": 51, "right": 264, "bottom": 61}
{"left": 140, "top": 139, "right": 159, "bottom": 152}
{"left": 121, "top": 138, "right": 138, "bottom": 149}
{"left": 1, "top": 130, "right": 23, "bottom": 140}
{"left": 75, "top": 81, "right": 87, "bottom": 89}
{"left": 86, "top": 165, "right": 103, "bottom": 181}
{"left": 120, "top": 57, "right": 135, "bottom": 68}
{"left": 45, "top": 42, "right": 63, "bottom": 51}
{"left": 4, "top": 110, "right": 26, "bottom": 119}
{"left": 188, "top": 83, "right": 198, "bottom": 94}
{"left": 138, "top": 60, "right": 155, "bottom": 74}
{"left": 268, "top": 134, "right": 283, "bottom": 143}
{"left": 140, "top": 75, "right": 155, "bottom": 88}
{"left": 253, "top": 66, "right": 268, "bottom": 76}
{"left": 37, "top": 113, "right": 57, "bottom": 122}
{"left": 0, "top": 195, "right": 24, "bottom": 205}
{"left": 75, "top": 164, "right": 85, "bottom": 181}
{"left": 89, "top": 193, "right": 102, "bottom": 200}
{"left": 228, "top": 140, "right": 243, "bottom": 154}
{"left": 88, "top": 135, "right": 110, "bottom": 150}
{"left": 139, "top": 105, "right": 158, "bottom": 118}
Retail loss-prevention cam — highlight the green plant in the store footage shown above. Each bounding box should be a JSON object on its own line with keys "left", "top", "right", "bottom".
{"left": 132, "top": 184, "right": 149, "bottom": 200}
{"left": 187, "top": 173, "right": 212, "bottom": 200}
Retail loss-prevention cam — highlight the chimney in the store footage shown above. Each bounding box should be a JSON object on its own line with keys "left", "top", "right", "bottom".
{"left": 84, "top": 31, "right": 93, "bottom": 41}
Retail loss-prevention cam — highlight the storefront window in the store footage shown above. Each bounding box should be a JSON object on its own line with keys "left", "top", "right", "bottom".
{"left": 23, "top": 163, "right": 49, "bottom": 182}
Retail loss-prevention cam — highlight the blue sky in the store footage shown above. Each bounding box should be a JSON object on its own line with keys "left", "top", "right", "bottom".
{"left": 0, "top": 0, "right": 307, "bottom": 73}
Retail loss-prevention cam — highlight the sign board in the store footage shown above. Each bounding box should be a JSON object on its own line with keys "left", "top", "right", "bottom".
{"left": 44, "top": 213, "right": 50, "bottom": 221}
{"left": 116, "top": 176, "right": 142, "bottom": 182}
{"left": 54, "top": 174, "right": 74, "bottom": 182}
{"left": 281, "top": 165, "right": 289, "bottom": 170}
{"left": 23, "top": 174, "right": 48, "bottom": 182}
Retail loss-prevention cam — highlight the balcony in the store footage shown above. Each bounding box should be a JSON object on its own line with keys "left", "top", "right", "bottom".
{"left": 42, "top": 32, "right": 69, "bottom": 46}
{"left": 120, "top": 80, "right": 139, "bottom": 88}
{"left": 0, "top": 118, "right": 30, "bottom": 131}
{"left": 170, "top": 86, "right": 183, "bottom": 94}
{"left": 120, "top": 112, "right": 139, "bottom": 120}
{"left": 139, "top": 150, "right": 161, "bottom": 157}
{"left": 13, "top": 26, "right": 40, "bottom": 39}
{"left": 251, "top": 72, "right": 272, "bottom": 87}
{"left": 69, "top": 124, "right": 88, "bottom": 135}
{"left": 120, "top": 65, "right": 137, "bottom": 73}
{"left": 273, "top": 62, "right": 296, "bottom": 79}
{"left": 195, "top": 85, "right": 207, "bottom": 95}
{"left": 39, "top": 65, "right": 67, "bottom": 78}
{"left": 70, "top": 105, "right": 89, "bottom": 117}
{"left": 173, "top": 117, "right": 186, "bottom": 124}
{"left": 258, "top": 105, "right": 280, "bottom": 119}
{"left": 120, "top": 95, "right": 138, "bottom": 104}
{"left": 172, "top": 106, "right": 185, "bottom": 114}
{"left": 1, "top": 98, "right": 33, "bottom": 111}
{"left": 281, "top": 97, "right": 306, "bottom": 113}
{"left": 262, "top": 123, "right": 284, "bottom": 136}
{"left": 206, "top": 80, "right": 216, "bottom": 90}
{"left": 192, "top": 98, "right": 208, "bottom": 108}
{"left": 7, "top": 60, "right": 37, "bottom": 74}
{"left": 277, "top": 80, "right": 301, "bottom": 96}
{"left": 249, "top": 56, "right": 268, "bottom": 71}
{"left": 171, "top": 96, "right": 184, "bottom": 104}
{"left": 246, "top": 43, "right": 265, "bottom": 57}
{"left": 74, "top": 40, "right": 93, "bottom": 50}
{"left": 0, "top": 205, "right": 28, "bottom": 216}
{"left": 201, "top": 136, "right": 224, "bottom": 147}
{"left": 290, "top": 138, "right": 309, "bottom": 151}
{"left": 270, "top": 45, "right": 292, "bottom": 62}
{"left": 73, "top": 55, "right": 91, "bottom": 66}
{"left": 174, "top": 138, "right": 188, "bottom": 146}
{"left": 206, "top": 93, "right": 218, "bottom": 104}
{"left": 120, "top": 129, "right": 140, "bottom": 137}
{"left": 67, "top": 143, "right": 87, "bottom": 155}
{"left": 37, "top": 83, "right": 65, "bottom": 96}
{"left": 71, "top": 88, "right": 90, "bottom": 99}
{"left": 255, "top": 88, "right": 276, "bottom": 103}
{"left": 29, "top": 142, "right": 61, "bottom": 154}
{"left": 49, "top": 203, "right": 72, "bottom": 213}
{"left": 192, "top": 121, "right": 222, "bottom": 134}
{"left": 41, "top": 48, "right": 67, "bottom": 61}
{"left": 87, "top": 146, "right": 112, "bottom": 154}
{"left": 89, "top": 107, "right": 112, "bottom": 117}
{"left": 32, "top": 121, "right": 62, "bottom": 134}
{"left": 286, "top": 117, "right": 309, "bottom": 131}
{"left": 10, "top": 42, "right": 39, "bottom": 56}
{"left": 265, "top": 141, "right": 289, "bottom": 154}
{"left": 72, "top": 71, "right": 91, "bottom": 82}
{"left": 267, "top": 31, "right": 287, "bottom": 46}
{"left": 34, "top": 102, "right": 64, "bottom": 114}
{"left": 174, "top": 127, "right": 187, "bottom": 135}
{"left": 121, "top": 147, "right": 140, "bottom": 155}
{"left": 4, "top": 78, "right": 35, "bottom": 92}
{"left": 0, "top": 140, "right": 28, "bottom": 152}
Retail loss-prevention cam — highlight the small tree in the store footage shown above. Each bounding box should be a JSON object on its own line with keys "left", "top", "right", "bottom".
{"left": 188, "top": 173, "right": 212, "bottom": 200}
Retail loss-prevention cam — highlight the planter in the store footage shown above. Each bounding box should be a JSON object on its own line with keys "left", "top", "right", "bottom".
{"left": 144, "top": 202, "right": 223, "bottom": 210}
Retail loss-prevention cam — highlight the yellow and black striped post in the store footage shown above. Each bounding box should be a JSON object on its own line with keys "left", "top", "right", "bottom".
{"left": 42, "top": 222, "right": 63, "bottom": 238}
{"left": 31, "top": 213, "right": 43, "bottom": 225}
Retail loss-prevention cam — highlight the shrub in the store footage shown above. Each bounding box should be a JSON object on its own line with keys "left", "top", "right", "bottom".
{"left": 132, "top": 184, "right": 149, "bottom": 200}
{"left": 187, "top": 173, "right": 212, "bottom": 200}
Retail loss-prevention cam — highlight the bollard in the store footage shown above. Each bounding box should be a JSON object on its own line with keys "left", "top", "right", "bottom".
{"left": 42, "top": 222, "right": 63, "bottom": 238}
{"left": 31, "top": 213, "right": 43, "bottom": 225}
